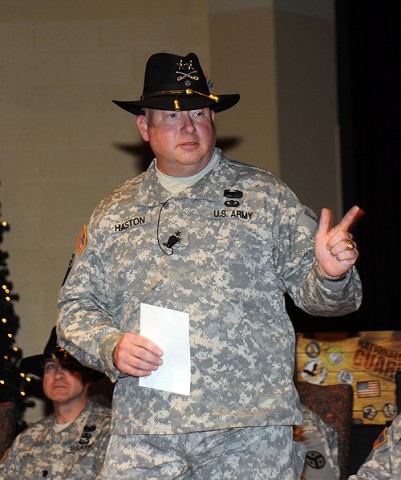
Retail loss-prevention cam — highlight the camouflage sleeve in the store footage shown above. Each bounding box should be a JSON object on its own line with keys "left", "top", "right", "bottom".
{"left": 57, "top": 211, "right": 123, "bottom": 382}
{"left": 275, "top": 199, "right": 362, "bottom": 317}
{"left": 348, "top": 446, "right": 390, "bottom": 479}
{"left": 348, "top": 416, "right": 401, "bottom": 479}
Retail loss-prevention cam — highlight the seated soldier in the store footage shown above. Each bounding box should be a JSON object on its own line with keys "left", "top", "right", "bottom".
{"left": 294, "top": 405, "right": 340, "bottom": 480}
{"left": 0, "top": 326, "right": 111, "bottom": 479}
{"left": 348, "top": 413, "right": 401, "bottom": 479}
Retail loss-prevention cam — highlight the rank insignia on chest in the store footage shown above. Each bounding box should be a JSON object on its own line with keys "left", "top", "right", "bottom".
{"left": 223, "top": 189, "right": 243, "bottom": 199}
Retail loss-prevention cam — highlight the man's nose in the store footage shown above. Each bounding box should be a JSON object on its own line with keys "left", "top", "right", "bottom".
{"left": 181, "top": 112, "right": 196, "bottom": 132}
{"left": 54, "top": 365, "right": 67, "bottom": 377}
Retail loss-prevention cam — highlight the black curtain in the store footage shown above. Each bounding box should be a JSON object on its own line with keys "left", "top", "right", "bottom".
{"left": 291, "top": 1, "right": 401, "bottom": 333}
{"left": 335, "top": 0, "right": 401, "bottom": 330}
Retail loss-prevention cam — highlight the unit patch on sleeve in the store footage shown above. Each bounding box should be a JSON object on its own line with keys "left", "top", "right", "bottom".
{"left": 373, "top": 427, "right": 388, "bottom": 449}
{"left": 76, "top": 225, "right": 87, "bottom": 255}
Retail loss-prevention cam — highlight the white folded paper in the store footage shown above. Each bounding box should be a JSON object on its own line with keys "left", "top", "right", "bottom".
{"left": 139, "top": 303, "right": 191, "bottom": 395}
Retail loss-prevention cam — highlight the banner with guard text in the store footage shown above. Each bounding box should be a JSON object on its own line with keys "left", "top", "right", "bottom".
{"left": 296, "top": 331, "right": 401, "bottom": 424}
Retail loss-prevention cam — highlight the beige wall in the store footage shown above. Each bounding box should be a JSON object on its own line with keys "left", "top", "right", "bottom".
{"left": 274, "top": 0, "right": 342, "bottom": 218}
{"left": 1, "top": 0, "right": 337, "bottom": 422}
{"left": 209, "top": 1, "right": 280, "bottom": 174}
{"left": 209, "top": 0, "right": 340, "bottom": 216}
{"left": 1, "top": 0, "right": 211, "bottom": 422}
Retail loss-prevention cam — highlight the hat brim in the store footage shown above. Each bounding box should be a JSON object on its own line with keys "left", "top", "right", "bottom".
{"left": 20, "top": 354, "right": 45, "bottom": 378}
{"left": 113, "top": 93, "right": 240, "bottom": 116}
{"left": 20, "top": 354, "right": 104, "bottom": 382}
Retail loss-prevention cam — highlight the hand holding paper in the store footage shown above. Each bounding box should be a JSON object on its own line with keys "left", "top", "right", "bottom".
{"left": 139, "top": 303, "right": 191, "bottom": 396}
{"left": 113, "top": 331, "right": 164, "bottom": 377}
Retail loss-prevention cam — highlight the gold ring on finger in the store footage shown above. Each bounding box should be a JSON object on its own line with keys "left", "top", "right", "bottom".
{"left": 345, "top": 239, "right": 355, "bottom": 250}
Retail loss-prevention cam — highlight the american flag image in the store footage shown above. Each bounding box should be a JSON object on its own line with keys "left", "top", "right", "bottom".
{"left": 357, "top": 380, "right": 381, "bottom": 398}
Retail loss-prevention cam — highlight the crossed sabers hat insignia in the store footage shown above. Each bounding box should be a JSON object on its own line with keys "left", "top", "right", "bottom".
{"left": 176, "top": 59, "right": 199, "bottom": 82}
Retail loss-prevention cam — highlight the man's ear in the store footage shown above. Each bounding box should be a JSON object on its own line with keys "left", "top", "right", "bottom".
{"left": 136, "top": 115, "right": 149, "bottom": 142}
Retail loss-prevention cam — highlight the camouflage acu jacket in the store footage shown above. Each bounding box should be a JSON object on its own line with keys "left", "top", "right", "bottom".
{"left": 57, "top": 148, "right": 362, "bottom": 435}
{"left": 0, "top": 400, "right": 110, "bottom": 479}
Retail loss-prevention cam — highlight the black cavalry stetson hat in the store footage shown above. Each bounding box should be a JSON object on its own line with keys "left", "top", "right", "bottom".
{"left": 20, "top": 326, "right": 104, "bottom": 381}
{"left": 113, "top": 52, "right": 240, "bottom": 115}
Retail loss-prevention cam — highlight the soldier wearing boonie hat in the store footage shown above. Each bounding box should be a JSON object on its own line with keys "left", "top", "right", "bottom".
{"left": 0, "top": 327, "right": 110, "bottom": 479}
{"left": 57, "top": 51, "right": 362, "bottom": 479}
{"left": 20, "top": 326, "right": 104, "bottom": 382}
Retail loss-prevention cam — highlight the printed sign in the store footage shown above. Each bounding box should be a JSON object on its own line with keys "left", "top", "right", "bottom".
{"left": 296, "top": 331, "right": 401, "bottom": 424}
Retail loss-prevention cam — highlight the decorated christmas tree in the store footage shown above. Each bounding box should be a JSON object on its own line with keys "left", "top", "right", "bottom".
{"left": 0, "top": 194, "right": 32, "bottom": 430}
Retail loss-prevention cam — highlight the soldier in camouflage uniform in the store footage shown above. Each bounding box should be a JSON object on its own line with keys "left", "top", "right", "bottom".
{"left": 295, "top": 405, "right": 340, "bottom": 480}
{"left": 57, "top": 52, "right": 362, "bottom": 479}
{"left": 348, "top": 414, "right": 401, "bottom": 479}
{"left": 0, "top": 327, "right": 111, "bottom": 479}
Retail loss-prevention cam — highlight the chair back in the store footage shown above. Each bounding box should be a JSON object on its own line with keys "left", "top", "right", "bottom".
{"left": 0, "top": 401, "right": 18, "bottom": 461}
{"left": 396, "top": 371, "right": 401, "bottom": 412}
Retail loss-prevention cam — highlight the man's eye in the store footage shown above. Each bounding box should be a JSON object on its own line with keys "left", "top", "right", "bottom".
{"left": 44, "top": 364, "right": 56, "bottom": 373}
{"left": 166, "top": 113, "right": 177, "bottom": 119}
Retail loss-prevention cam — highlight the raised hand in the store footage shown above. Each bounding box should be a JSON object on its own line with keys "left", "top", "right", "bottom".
{"left": 314, "top": 205, "right": 363, "bottom": 279}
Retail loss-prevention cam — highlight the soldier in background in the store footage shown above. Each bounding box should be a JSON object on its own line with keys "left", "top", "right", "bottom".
{"left": 348, "top": 413, "right": 401, "bottom": 479}
{"left": 295, "top": 405, "right": 340, "bottom": 480}
{"left": 0, "top": 327, "right": 111, "bottom": 479}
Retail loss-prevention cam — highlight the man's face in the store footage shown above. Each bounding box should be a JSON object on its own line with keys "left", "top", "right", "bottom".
{"left": 42, "top": 359, "right": 87, "bottom": 404}
{"left": 136, "top": 107, "right": 216, "bottom": 177}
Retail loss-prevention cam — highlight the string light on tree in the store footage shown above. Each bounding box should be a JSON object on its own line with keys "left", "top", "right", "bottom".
{"left": 0, "top": 192, "right": 33, "bottom": 431}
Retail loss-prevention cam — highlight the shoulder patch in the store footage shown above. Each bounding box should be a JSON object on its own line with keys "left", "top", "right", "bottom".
{"left": 76, "top": 225, "right": 87, "bottom": 255}
{"left": 373, "top": 427, "right": 388, "bottom": 449}
{"left": 0, "top": 446, "right": 10, "bottom": 463}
